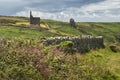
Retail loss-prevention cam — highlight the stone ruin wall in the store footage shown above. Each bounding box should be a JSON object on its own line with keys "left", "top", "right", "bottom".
{"left": 0, "top": 35, "right": 105, "bottom": 53}
{"left": 42, "top": 35, "right": 105, "bottom": 53}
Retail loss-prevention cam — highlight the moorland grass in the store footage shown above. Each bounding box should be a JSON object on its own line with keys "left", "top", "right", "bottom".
{"left": 0, "top": 16, "right": 120, "bottom": 80}
{"left": 0, "top": 39, "right": 119, "bottom": 80}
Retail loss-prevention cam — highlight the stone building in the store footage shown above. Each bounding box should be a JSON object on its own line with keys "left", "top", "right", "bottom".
{"left": 30, "top": 11, "right": 40, "bottom": 26}
{"left": 70, "top": 18, "right": 76, "bottom": 28}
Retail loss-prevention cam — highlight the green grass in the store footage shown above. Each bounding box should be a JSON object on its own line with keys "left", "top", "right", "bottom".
{"left": 55, "top": 26, "right": 82, "bottom": 36}
{"left": 0, "top": 16, "right": 120, "bottom": 43}
{"left": 77, "top": 22, "right": 120, "bottom": 43}
{"left": 87, "top": 48, "right": 120, "bottom": 79}
{"left": 0, "top": 26, "right": 58, "bottom": 39}
{"left": 0, "top": 16, "right": 120, "bottom": 80}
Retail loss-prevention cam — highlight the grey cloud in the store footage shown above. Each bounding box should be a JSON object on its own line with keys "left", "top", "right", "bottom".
{"left": 0, "top": 0, "right": 120, "bottom": 22}
{"left": 24, "top": 0, "right": 105, "bottom": 12}
{"left": 0, "top": 0, "right": 105, "bottom": 15}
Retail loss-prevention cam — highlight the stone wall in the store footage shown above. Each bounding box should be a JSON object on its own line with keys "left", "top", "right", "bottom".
{"left": 42, "top": 35, "right": 105, "bottom": 53}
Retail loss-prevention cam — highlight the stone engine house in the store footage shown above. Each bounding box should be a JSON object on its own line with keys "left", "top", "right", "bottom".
{"left": 30, "top": 11, "right": 40, "bottom": 26}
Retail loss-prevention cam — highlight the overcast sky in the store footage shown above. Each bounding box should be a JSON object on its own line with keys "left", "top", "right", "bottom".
{"left": 0, "top": 0, "right": 120, "bottom": 22}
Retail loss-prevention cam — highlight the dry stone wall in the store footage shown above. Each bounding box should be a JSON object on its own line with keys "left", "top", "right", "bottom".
{"left": 42, "top": 35, "right": 104, "bottom": 53}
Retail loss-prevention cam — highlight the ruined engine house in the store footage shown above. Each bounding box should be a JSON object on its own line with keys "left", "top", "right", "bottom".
{"left": 30, "top": 11, "right": 40, "bottom": 26}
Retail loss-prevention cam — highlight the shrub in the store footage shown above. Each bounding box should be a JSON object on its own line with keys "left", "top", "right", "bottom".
{"left": 110, "top": 44, "right": 120, "bottom": 52}
{"left": 59, "top": 41, "right": 76, "bottom": 54}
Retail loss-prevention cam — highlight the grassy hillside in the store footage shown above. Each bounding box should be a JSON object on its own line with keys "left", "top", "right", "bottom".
{"left": 0, "top": 26, "right": 58, "bottom": 39}
{"left": 77, "top": 22, "right": 120, "bottom": 43}
{"left": 0, "top": 16, "right": 120, "bottom": 43}
{"left": 0, "top": 16, "right": 120, "bottom": 80}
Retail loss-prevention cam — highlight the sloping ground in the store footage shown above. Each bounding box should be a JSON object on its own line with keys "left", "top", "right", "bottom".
{"left": 0, "top": 16, "right": 28, "bottom": 22}
{"left": 0, "top": 26, "right": 58, "bottom": 39}
{"left": 40, "top": 19, "right": 120, "bottom": 43}
{"left": 0, "top": 16, "right": 120, "bottom": 80}
{"left": 0, "top": 16, "right": 120, "bottom": 43}
{"left": 77, "top": 22, "right": 120, "bottom": 43}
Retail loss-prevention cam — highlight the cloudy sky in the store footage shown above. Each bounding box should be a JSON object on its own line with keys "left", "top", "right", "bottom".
{"left": 0, "top": 0, "right": 120, "bottom": 22}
